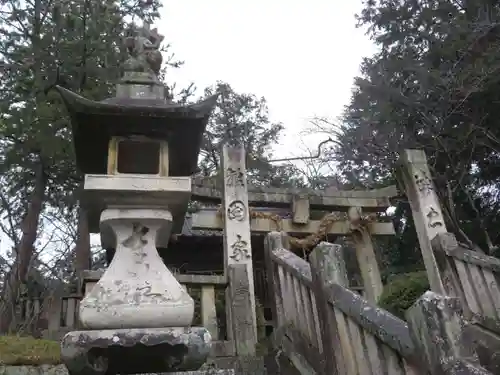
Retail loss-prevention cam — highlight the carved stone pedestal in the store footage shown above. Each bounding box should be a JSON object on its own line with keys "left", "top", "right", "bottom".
{"left": 61, "top": 327, "right": 212, "bottom": 375}
{"left": 79, "top": 207, "right": 194, "bottom": 329}
{"left": 115, "top": 72, "right": 166, "bottom": 100}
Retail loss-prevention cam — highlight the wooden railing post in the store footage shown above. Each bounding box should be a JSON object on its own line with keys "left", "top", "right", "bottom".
{"left": 434, "top": 231, "right": 500, "bottom": 317}
{"left": 264, "top": 235, "right": 325, "bottom": 374}
{"left": 264, "top": 231, "right": 289, "bottom": 329}
{"left": 221, "top": 144, "right": 257, "bottom": 356}
{"left": 201, "top": 285, "right": 219, "bottom": 340}
{"left": 65, "top": 296, "right": 77, "bottom": 328}
{"left": 310, "top": 241, "right": 348, "bottom": 375}
{"left": 430, "top": 233, "right": 472, "bottom": 317}
{"left": 406, "top": 291, "right": 490, "bottom": 374}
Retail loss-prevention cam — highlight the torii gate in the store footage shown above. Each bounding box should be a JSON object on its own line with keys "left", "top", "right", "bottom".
{"left": 190, "top": 144, "right": 398, "bottom": 350}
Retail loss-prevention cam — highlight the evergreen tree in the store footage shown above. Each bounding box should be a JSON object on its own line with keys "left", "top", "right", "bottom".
{"left": 0, "top": 0, "right": 171, "bottom": 331}
{"left": 199, "top": 81, "right": 304, "bottom": 188}
{"left": 326, "top": 0, "right": 500, "bottom": 273}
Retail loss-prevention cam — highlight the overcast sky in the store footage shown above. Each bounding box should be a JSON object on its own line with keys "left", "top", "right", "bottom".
{"left": 0, "top": 1, "right": 379, "bottom": 255}
{"left": 160, "top": 0, "right": 378, "bottom": 158}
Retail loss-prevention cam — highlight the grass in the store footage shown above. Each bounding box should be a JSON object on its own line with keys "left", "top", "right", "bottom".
{"left": 0, "top": 336, "right": 61, "bottom": 366}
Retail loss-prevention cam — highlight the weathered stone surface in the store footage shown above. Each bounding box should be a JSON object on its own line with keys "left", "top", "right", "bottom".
{"left": 123, "top": 23, "right": 164, "bottom": 77}
{"left": 0, "top": 365, "right": 68, "bottom": 375}
{"left": 406, "top": 291, "right": 491, "bottom": 374}
{"left": 271, "top": 325, "right": 322, "bottom": 375}
{"left": 399, "top": 149, "right": 448, "bottom": 295}
{"left": 203, "top": 357, "right": 265, "bottom": 375}
{"left": 168, "top": 371, "right": 235, "bottom": 375}
{"left": 191, "top": 209, "right": 395, "bottom": 236}
{"left": 264, "top": 349, "right": 301, "bottom": 375}
{"left": 269, "top": 247, "right": 312, "bottom": 286}
{"left": 83, "top": 174, "right": 192, "bottom": 235}
{"left": 465, "top": 324, "right": 500, "bottom": 374}
{"left": 0, "top": 366, "right": 236, "bottom": 375}
{"left": 227, "top": 265, "right": 257, "bottom": 357}
{"left": 220, "top": 144, "right": 258, "bottom": 352}
{"left": 191, "top": 176, "right": 397, "bottom": 211}
{"left": 0, "top": 359, "right": 260, "bottom": 375}
{"left": 116, "top": 74, "right": 166, "bottom": 99}
{"left": 79, "top": 207, "right": 194, "bottom": 329}
{"left": 325, "top": 282, "right": 416, "bottom": 358}
{"left": 230, "top": 357, "right": 265, "bottom": 375}
{"left": 60, "top": 327, "right": 211, "bottom": 375}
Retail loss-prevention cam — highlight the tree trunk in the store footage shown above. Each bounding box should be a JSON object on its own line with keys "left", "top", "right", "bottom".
{"left": 0, "top": 160, "right": 46, "bottom": 333}
{"left": 74, "top": 204, "right": 91, "bottom": 275}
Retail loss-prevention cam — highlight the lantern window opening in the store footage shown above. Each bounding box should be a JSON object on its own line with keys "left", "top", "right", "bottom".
{"left": 110, "top": 136, "right": 166, "bottom": 176}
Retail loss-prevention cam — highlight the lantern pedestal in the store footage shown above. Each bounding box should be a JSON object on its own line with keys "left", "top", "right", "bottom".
{"left": 61, "top": 327, "right": 212, "bottom": 375}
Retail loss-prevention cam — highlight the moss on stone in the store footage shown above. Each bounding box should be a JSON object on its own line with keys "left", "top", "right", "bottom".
{"left": 378, "top": 271, "right": 430, "bottom": 320}
{"left": 0, "top": 336, "right": 61, "bottom": 365}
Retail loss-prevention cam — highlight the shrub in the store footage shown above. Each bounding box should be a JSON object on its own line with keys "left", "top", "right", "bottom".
{"left": 378, "top": 271, "right": 429, "bottom": 320}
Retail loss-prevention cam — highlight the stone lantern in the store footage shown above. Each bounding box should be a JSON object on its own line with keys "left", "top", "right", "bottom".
{"left": 56, "top": 23, "right": 218, "bottom": 375}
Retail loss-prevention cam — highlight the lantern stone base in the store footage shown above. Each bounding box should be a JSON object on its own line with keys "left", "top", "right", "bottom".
{"left": 61, "top": 327, "right": 212, "bottom": 375}
{"left": 79, "top": 207, "right": 194, "bottom": 329}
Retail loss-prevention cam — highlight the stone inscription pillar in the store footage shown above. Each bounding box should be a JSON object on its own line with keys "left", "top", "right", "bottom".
{"left": 400, "top": 149, "right": 448, "bottom": 294}
{"left": 221, "top": 144, "right": 258, "bottom": 355}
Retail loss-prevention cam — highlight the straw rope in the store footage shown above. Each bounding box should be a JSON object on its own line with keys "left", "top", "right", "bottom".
{"left": 216, "top": 206, "right": 378, "bottom": 252}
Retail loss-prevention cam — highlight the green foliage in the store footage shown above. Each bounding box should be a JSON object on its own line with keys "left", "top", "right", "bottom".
{"left": 0, "top": 0, "right": 167, "bottom": 210}
{"left": 0, "top": 0, "right": 197, "bottom": 331}
{"left": 0, "top": 0, "right": 189, "bottom": 295}
{"left": 378, "top": 204, "right": 426, "bottom": 280}
{"left": 321, "top": 0, "right": 500, "bottom": 267}
{"left": 378, "top": 271, "right": 430, "bottom": 320}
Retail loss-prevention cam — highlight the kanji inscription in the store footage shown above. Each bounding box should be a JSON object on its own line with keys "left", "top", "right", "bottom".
{"left": 229, "top": 234, "right": 251, "bottom": 262}
{"left": 225, "top": 167, "right": 245, "bottom": 187}
{"left": 227, "top": 200, "right": 246, "bottom": 221}
{"left": 414, "top": 170, "right": 433, "bottom": 196}
{"left": 426, "top": 206, "right": 444, "bottom": 228}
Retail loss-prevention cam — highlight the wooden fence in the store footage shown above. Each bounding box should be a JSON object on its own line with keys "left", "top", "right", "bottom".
{"left": 430, "top": 233, "right": 500, "bottom": 372}
{"left": 432, "top": 233, "right": 500, "bottom": 329}
{"left": 396, "top": 149, "right": 500, "bottom": 373}
{"left": 265, "top": 231, "right": 492, "bottom": 375}
{"left": 16, "top": 147, "right": 500, "bottom": 374}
